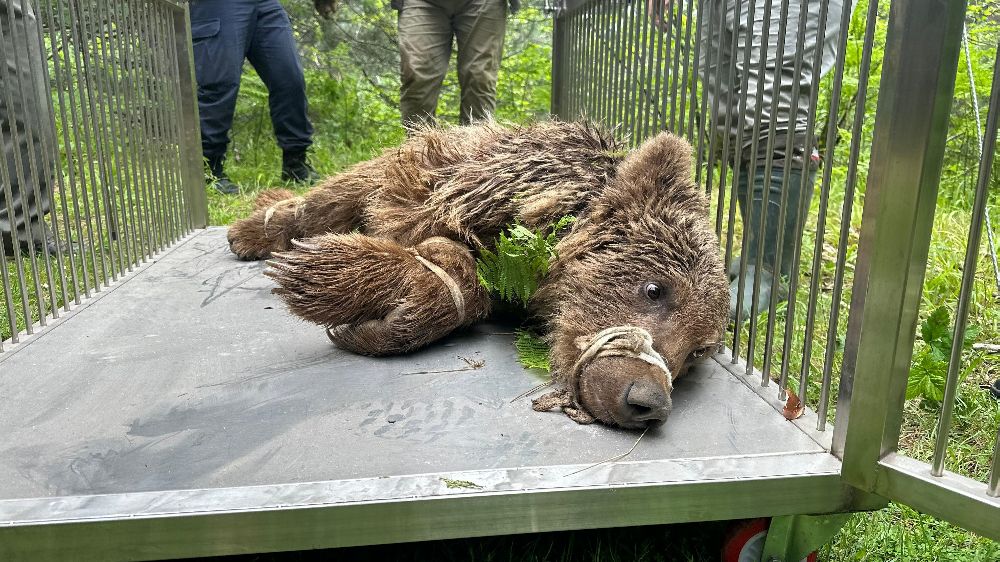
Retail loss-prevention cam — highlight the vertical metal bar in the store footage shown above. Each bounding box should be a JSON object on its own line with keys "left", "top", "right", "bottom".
{"left": 103, "top": 0, "right": 143, "bottom": 269}
{"left": 677, "top": 0, "right": 694, "bottom": 136}
{"left": 692, "top": 0, "right": 711, "bottom": 185}
{"left": 172, "top": 0, "right": 207, "bottom": 230}
{"left": 143, "top": 5, "right": 168, "bottom": 252}
{"left": 656, "top": 0, "right": 674, "bottom": 138}
{"left": 835, "top": 0, "right": 968, "bottom": 480}
{"left": 645, "top": 0, "right": 665, "bottom": 136}
{"left": 123, "top": 0, "right": 155, "bottom": 260}
{"left": 818, "top": 0, "right": 880, "bottom": 431}
{"left": 584, "top": 2, "right": 598, "bottom": 120}
{"left": 706, "top": 0, "right": 728, "bottom": 233}
{"left": 632, "top": 0, "right": 650, "bottom": 141}
{"left": 31, "top": 0, "right": 72, "bottom": 312}
{"left": 613, "top": 0, "right": 630, "bottom": 136}
{"left": 162, "top": 4, "right": 191, "bottom": 240}
{"left": 725, "top": 0, "right": 759, "bottom": 361}
{"left": 99, "top": 0, "right": 138, "bottom": 269}
{"left": 136, "top": 2, "right": 163, "bottom": 254}
{"left": 666, "top": 0, "right": 683, "bottom": 131}
{"left": 149, "top": 5, "right": 178, "bottom": 245}
{"left": 930, "top": 34, "right": 1000, "bottom": 477}
{"left": 767, "top": 0, "right": 809, "bottom": 400}
{"left": 68, "top": 0, "right": 111, "bottom": 287}
{"left": 75, "top": 0, "right": 116, "bottom": 284}
{"left": 569, "top": 6, "right": 580, "bottom": 119}
{"left": 622, "top": 0, "right": 637, "bottom": 137}
{"left": 0, "top": 71, "right": 29, "bottom": 342}
{"left": 742, "top": 0, "right": 777, "bottom": 384}
{"left": 787, "top": 0, "right": 833, "bottom": 406}
{"left": 755, "top": 0, "right": 794, "bottom": 384}
{"left": 989, "top": 429, "right": 1000, "bottom": 496}
{"left": 164, "top": 5, "right": 187, "bottom": 242}
{"left": 44, "top": 0, "right": 88, "bottom": 302}
{"left": 0, "top": 2, "right": 42, "bottom": 335}
{"left": 600, "top": 0, "right": 614, "bottom": 128}
{"left": 22, "top": 0, "right": 63, "bottom": 321}
{"left": 85, "top": 0, "right": 126, "bottom": 279}
{"left": 551, "top": 3, "right": 568, "bottom": 118}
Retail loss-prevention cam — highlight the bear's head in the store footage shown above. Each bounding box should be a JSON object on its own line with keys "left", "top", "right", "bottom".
{"left": 534, "top": 131, "right": 728, "bottom": 429}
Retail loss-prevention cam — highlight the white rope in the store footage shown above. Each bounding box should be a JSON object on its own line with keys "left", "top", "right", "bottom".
{"left": 962, "top": 25, "right": 1000, "bottom": 296}
{"left": 570, "top": 326, "right": 672, "bottom": 394}
{"left": 413, "top": 254, "right": 466, "bottom": 322}
{"left": 263, "top": 197, "right": 306, "bottom": 238}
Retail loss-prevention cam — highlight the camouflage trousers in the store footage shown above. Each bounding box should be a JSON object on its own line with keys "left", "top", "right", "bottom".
{"left": 1, "top": 0, "right": 54, "bottom": 246}
{"left": 398, "top": 0, "right": 507, "bottom": 126}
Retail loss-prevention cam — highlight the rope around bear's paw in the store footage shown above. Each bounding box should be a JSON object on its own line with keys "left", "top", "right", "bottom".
{"left": 263, "top": 197, "right": 306, "bottom": 238}
{"left": 532, "top": 326, "right": 671, "bottom": 425}
{"left": 411, "top": 252, "right": 466, "bottom": 322}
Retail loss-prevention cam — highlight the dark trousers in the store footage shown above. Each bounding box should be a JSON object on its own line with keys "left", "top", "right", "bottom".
{"left": 190, "top": 0, "right": 313, "bottom": 161}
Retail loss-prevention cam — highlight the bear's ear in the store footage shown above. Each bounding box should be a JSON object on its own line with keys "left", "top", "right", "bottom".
{"left": 598, "top": 132, "right": 706, "bottom": 216}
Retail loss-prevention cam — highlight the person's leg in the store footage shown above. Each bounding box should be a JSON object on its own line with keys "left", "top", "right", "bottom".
{"left": 453, "top": 0, "right": 506, "bottom": 124}
{"left": 0, "top": 0, "right": 56, "bottom": 255}
{"left": 729, "top": 0, "right": 848, "bottom": 321}
{"left": 398, "top": 0, "right": 455, "bottom": 127}
{"left": 190, "top": 0, "right": 254, "bottom": 193}
{"left": 247, "top": 0, "right": 317, "bottom": 183}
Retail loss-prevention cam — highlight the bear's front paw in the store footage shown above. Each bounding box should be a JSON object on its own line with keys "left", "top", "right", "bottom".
{"left": 227, "top": 217, "right": 276, "bottom": 261}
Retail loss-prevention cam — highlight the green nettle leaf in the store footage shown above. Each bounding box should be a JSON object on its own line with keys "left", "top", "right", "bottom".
{"left": 921, "top": 306, "right": 952, "bottom": 349}
{"left": 907, "top": 306, "right": 981, "bottom": 403}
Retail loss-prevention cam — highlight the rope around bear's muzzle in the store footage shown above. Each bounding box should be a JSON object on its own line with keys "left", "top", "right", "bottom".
{"left": 531, "top": 326, "right": 671, "bottom": 424}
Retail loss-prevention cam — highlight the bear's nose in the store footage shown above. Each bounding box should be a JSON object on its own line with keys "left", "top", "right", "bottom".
{"left": 621, "top": 379, "right": 671, "bottom": 426}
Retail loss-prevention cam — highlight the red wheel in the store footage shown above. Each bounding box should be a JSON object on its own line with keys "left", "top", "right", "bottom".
{"left": 722, "top": 518, "right": 818, "bottom": 562}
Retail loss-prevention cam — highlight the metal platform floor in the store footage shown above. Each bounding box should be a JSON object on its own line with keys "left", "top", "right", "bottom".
{"left": 0, "top": 228, "right": 848, "bottom": 560}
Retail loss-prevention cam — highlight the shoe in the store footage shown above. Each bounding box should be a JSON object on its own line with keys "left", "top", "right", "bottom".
{"left": 206, "top": 154, "right": 241, "bottom": 195}
{"left": 281, "top": 149, "right": 321, "bottom": 184}
{"left": 729, "top": 163, "right": 815, "bottom": 322}
{"left": 2, "top": 229, "right": 75, "bottom": 258}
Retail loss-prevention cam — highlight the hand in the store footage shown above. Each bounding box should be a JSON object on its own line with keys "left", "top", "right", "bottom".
{"left": 647, "top": 0, "right": 673, "bottom": 31}
{"left": 314, "top": 0, "right": 338, "bottom": 18}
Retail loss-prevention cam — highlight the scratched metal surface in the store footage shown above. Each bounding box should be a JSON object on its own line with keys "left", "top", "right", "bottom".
{"left": 0, "top": 228, "right": 823, "bottom": 500}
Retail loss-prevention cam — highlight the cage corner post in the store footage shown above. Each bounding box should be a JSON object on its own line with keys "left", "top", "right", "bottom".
{"left": 171, "top": 0, "right": 207, "bottom": 229}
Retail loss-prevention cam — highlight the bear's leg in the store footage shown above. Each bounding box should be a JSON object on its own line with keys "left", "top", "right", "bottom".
{"left": 227, "top": 167, "right": 376, "bottom": 260}
{"left": 264, "top": 234, "right": 491, "bottom": 355}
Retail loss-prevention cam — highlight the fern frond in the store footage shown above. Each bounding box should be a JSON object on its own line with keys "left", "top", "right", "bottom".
{"left": 514, "top": 330, "right": 551, "bottom": 372}
{"left": 475, "top": 216, "right": 575, "bottom": 306}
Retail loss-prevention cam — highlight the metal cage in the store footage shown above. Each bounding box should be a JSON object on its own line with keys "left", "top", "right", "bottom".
{"left": 0, "top": 0, "right": 997, "bottom": 560}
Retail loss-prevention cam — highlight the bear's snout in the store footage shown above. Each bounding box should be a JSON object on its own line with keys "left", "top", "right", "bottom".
{"left": 577, "top": 355, "right": 673, "bottom": 429}
{"left": 622, "top": 379, "right": 672, "bottom": 427}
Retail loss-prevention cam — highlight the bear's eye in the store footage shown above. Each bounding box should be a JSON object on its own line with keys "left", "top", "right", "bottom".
{"left": 689, "top": 343, "right": 721, "bottom": 361}
{"left": 645, "top": 282, "right": 662, "bottom": 301}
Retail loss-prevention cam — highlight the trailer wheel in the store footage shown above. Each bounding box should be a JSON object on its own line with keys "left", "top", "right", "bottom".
{"left": 722, "top": 518, "right": 818, "bottom": 562}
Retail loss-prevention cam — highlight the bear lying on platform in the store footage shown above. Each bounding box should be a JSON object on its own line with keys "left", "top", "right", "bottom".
{"left": 227, "top": 121, "right": 728, "bottom": 429}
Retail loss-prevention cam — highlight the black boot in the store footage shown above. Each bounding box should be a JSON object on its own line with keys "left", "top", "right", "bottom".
{"left": 729, "top": 163, "right": 816, "bottom": 322}
{"left": 206, "top": 154, "right": 241, "bottom": 195}
{"left": 282, "top": 149, "right": 321, "bottom": 184}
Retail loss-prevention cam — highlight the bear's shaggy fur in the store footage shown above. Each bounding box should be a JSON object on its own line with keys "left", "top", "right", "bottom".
{"left": 228, "top": 121, "right": 728, "bottom": 428}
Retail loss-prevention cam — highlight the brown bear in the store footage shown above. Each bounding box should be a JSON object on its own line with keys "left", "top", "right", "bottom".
{"left": 227, "top": 121, "right": 728, "bottom": 429}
